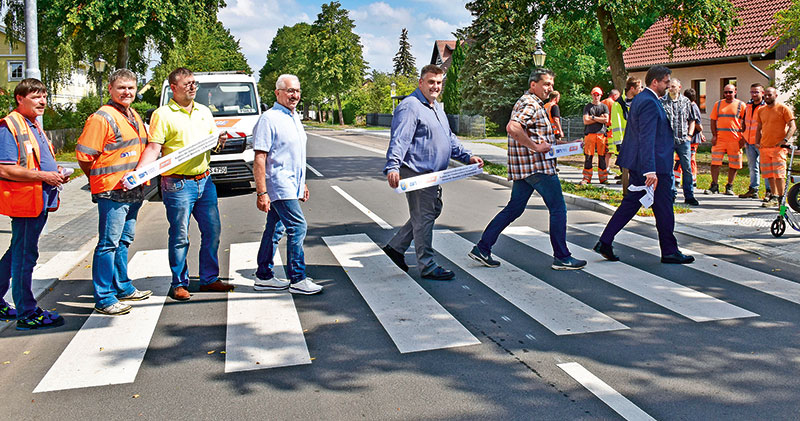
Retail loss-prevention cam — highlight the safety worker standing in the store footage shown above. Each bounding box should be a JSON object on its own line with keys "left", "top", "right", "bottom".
{"left": 705, "top": 84, "right": 745, "bottom": 195}
{"left": 0, "top": 78, "right": 70, "bottom": 330}
{"left": 76, "top": 69, "right": 152, "bottom": 316}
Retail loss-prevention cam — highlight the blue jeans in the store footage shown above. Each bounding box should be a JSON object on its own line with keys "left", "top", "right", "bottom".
{"left": 745, "top": 143, "right": 768, "bottom": 191}
{"left": 92, "top": 198, "right": 141, "bottom": 308}
{"left": 673, "top": 141, "right": 695, "bottom": 200}
{"left": 0, "top": 210, "right": 48, "bottom": 319}
{"left": 161, "top": 176, "right": 221, "bottom": 288}
{"left": 256, "top": 200, "right": 306, "bottom": 283}
{"left": 477, "top": 173, "right": 571, "bottom": 260}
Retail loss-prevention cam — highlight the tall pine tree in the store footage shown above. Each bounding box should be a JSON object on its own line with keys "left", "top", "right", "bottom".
{"left": 392, "top": 28, "right": 416, "bottom": 77}
{"left": 442, "top": 40, "right": 465, "bottom": 115}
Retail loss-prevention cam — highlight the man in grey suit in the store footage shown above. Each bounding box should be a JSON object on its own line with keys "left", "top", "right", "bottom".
{"left": 594, "top": 65, "right": 694, "bottom": 264}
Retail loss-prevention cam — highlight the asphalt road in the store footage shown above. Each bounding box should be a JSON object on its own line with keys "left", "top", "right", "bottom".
{"left": 2, "top": 130, "right": 800, "bottom": 420}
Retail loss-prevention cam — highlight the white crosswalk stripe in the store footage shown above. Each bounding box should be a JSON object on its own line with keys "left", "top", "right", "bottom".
{"left": 432, "top": 230, "right": 629, "bottom": 335}
{"left": 573, "top": 223, "right": 800, "bottom": 306}
{"left": 558, "top": 362, "right": 657, "bottom": 421}
{"left": 3, "top": 250, "right": 90, "bottom": 305}
{"left": 34, "top": 249, "right": 170, "bottom": 393}
{"left": 225, "top": 242, "right": 311, "bottom": 372}
{"left": 504, "top": 226, "right": 758, "bottom": 322}
{"left": 323, "top": 233, "right": 481, "bottom": 353}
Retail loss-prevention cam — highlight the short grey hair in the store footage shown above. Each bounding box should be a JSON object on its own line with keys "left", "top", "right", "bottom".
{"left": 276, "top": 74, "right": 300, "bottom": 90}
{"left": 109, "top": 68, "right": 137, "bottom": 86}
{"left": 670, "top": 78, "right": 682, "bottom": 87}
{"left": 529, "top": 68, "right": 555, "bottom": 84}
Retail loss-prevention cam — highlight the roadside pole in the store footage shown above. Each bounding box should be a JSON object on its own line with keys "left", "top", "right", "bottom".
{"left": 25, "top": 0, "right": 41, "bottom": 80}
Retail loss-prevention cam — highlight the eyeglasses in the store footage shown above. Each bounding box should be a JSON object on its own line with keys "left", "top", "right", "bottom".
{"left": 279, "top": 88, "right": 302, "bottom": 95}
{"left": 181, "top": 81, "right": 198, "bottom": 89}
{"left": 723, "top": 91, "right": 734, "bottom": 94}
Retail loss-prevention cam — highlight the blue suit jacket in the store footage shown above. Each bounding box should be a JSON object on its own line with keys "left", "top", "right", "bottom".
{"left": 616, "top": 89, "right": 674, "bottom": 175}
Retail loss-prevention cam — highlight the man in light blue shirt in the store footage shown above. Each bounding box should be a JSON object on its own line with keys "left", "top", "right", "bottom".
{"left": 251, "top": 74, "right": 321, "bottom": 295}
{"left": 383, "top": 64, "right": 483, "bottom": 280}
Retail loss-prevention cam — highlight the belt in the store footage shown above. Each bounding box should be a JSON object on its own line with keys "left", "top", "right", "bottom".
{"left": 164, "top": 169, "right": 210, "bottom": 181}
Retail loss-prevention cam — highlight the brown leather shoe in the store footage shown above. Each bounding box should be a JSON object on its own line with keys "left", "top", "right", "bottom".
{"left": 198, "top": 280, "right": 234, "bottom": 292}
{"left": 169, "top": 286, "right": 191, "bottom": 301}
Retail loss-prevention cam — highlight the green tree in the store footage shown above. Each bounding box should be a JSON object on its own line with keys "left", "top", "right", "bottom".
{"left": 348, "top": 71, "right": 416, "bottom": 116}
{"left": 392, "top": 28, "right": 416, "bottom": 77}
{"left": 770, "top": 0, "right": 800, "bottom": 114}
{"left": 308, "top": 1, "right": 367, "bottom": 126}
{"left": 151, "top": 11, "right": 252, "bottom": 94}
{"left": 461, "top": 0, "right": 741, "bottom": 126}
{"left": 3, "top": 0, "right": 226, "bottom": 91}
{"left": 258, "top": 23, "right": 314, "bottom": 107}
{"left": 442, "top": 40, "right": 465, "bottom": 115}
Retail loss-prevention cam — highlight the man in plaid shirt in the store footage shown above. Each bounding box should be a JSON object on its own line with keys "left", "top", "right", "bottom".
{"left": 468, "top": 68, "right": 587, "bottom": 270}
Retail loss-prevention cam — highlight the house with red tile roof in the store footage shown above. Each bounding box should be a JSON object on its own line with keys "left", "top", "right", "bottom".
{"left": 430, "top": 40, "right": 463, "bottom": 74}
{"left": 623, "top": 0, "right": 793, "bottom": 113}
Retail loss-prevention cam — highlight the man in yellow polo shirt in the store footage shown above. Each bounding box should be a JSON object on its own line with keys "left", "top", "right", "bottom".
{"left": 138, "top": 67, "right": 232, "bottom": 301}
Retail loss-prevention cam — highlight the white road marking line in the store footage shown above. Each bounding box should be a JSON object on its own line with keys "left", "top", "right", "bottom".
{"left": 433, "top": 230, "right": 628, "bottom": 335}
{"left": 505, "top": 226, "right": 758, "bottom": 322}
{"left": 225, "top": 242, "right": 311, "bottom": 372}
{"left": 308, "top": 132, "right": 386, "bottom": 155}
{"left": 558, "top": 362, "right": 657, "bottom": 421}
{"left": 34, "top": 249, "right": 170, "bottom": 393}
{"left": 501, "top": 315, "right": 511, "bottom": 322}
{"left": 575, "top": 222, "right": 800, "bottom": 306}
{"left": 323, "top": 233, "right": 480, "bottom": 353}
{"left": 3, "top": 250, "right": 90, "bottom": 305}
{"left": 306, "top": 164, "right": 323, "bottom": 177}
{"left": 331, "top": 185, "right": 393, "bottom": 230}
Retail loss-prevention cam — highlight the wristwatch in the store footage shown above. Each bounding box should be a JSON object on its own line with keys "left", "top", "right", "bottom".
{"left": 256, "top": 191, "right": 268, "bottom": 197}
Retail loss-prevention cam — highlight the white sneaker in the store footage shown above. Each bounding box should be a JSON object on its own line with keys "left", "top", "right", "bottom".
{"left": 289, "top": 278, "right": 323, "bottom": 295}
{"left": 254, "top": 276, "right": 290, "bottom": 291}
{"left": 95, "top": 302, "right": 132, "bottom": 315}
{"left": 118, "top": 289, "right": 153, "bottom": 301}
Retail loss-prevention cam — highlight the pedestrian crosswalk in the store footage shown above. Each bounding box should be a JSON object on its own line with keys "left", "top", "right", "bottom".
{"left": 2, "top": 250, "right": 90, "bottom": 306}
{"left": 18, "top": 221, "right": 800, "bottom": 394}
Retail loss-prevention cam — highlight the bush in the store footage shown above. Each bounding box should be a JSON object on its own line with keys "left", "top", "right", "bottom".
{"left": 131, "top": 101, "right": 158, "bottom": 120}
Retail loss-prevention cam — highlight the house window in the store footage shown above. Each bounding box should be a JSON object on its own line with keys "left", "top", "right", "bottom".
{"left": 8, "top": 61, "right": 23, "bottom": 82}
{"left": 692, "top": 79, "right": 707, "bottom": 113}
{"left": 721, "top": 77, "right": 737, "bottom": 96}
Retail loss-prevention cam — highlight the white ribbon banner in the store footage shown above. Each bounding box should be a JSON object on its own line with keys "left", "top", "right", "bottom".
{"left": 543, "top": 141, "right": 584, "bottom": 159}
{"left": 394, "top": 163, "right": 483, "bottom": 194}
{"left": 122, "top": 133, "right": 219, "bottom": 190}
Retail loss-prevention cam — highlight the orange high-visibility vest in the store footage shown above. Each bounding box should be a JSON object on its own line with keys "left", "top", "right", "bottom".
{"left": 76, "top": 105, "right": 148, "bottom": 194}
{"left": 543, "top": 102, "right": 560, "bottom": 135}
{"left": 711, "top": 99, "right": 745, "bottom": 142}
{"left": 742, "top": 101, "right": 763, "bottom": 145}
{"left": 601, "top": 98, "right": 614, "bottom": 128}
{"left": 0, "top": 111, "right": 58, "bottom": 217}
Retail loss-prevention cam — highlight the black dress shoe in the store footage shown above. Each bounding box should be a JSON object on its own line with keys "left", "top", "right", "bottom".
{"left": 661, "top": 251, "right": 695, "bottom": 264}
{"left": 383, "top": 245, "right": 409, "bottom": 272}
{"left": 593, "top": 241, "right": 619, "bottom": 261}
{"left": 421, "top": 266, "right": 455, "bottom": 281}
{"left": 684, "top": 197, "right": 699, "bottom": 206}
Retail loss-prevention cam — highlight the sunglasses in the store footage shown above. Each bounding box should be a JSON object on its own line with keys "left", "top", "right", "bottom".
{"left": 723, "top": 91, "right": 734, "bottom": 94}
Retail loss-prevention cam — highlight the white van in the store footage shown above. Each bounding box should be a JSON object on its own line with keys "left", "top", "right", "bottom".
{"left": 159, "top": 71, "right": 263, "bottom": 185}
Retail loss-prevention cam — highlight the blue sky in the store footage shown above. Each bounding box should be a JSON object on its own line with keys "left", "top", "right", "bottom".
{"left": 218, "top": 0, "right": 472, "bottom": 76}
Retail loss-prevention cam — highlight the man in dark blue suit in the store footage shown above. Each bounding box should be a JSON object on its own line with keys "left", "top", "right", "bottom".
{"left": 594, "top": 65, "right": 694, "bottom": 264}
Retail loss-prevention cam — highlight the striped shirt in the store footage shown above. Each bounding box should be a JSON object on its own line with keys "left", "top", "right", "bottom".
{"left": 507, "top": 91, "right": 557, "bottom": 179}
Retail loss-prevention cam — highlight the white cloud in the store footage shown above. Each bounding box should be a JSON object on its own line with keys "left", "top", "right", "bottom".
{"left": 218, "top": 0, "right": 473, "bottom": 77}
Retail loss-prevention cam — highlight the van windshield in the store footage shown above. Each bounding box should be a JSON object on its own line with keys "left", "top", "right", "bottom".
{"left": 163, "top": 82, "right": 258, "bottom": 117}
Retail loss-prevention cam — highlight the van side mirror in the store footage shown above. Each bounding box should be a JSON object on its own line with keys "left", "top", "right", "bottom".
{"left": 145, "top": 109, "right": 155, "bottom": 125}
{"left": 260, "top": 103, "right": 268, "bottom": 112}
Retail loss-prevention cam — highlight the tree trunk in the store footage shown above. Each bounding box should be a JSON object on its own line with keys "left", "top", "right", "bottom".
{"left": 116, "top": 35, "right": 130, "bottom": 69}
{"left": 596, "top": 5, "right": 627, "bottom": 92}
{"left": 336, "top": 92, "right": 344, "bottom": 126}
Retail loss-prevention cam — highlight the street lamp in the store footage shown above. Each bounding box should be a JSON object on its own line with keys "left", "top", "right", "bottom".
{"left": 533, "top": 45, "right": 547, "bottom": 68}
{"left": 93, "top": 56, "right": 107, "bottom": 107}
{"left": 390, "top": 81, "right": 397, "bottom": 114}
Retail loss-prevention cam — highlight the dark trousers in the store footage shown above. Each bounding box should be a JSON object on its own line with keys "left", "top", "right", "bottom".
{"left": 599, "top": 171, "right": 678, "bottom": 256}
